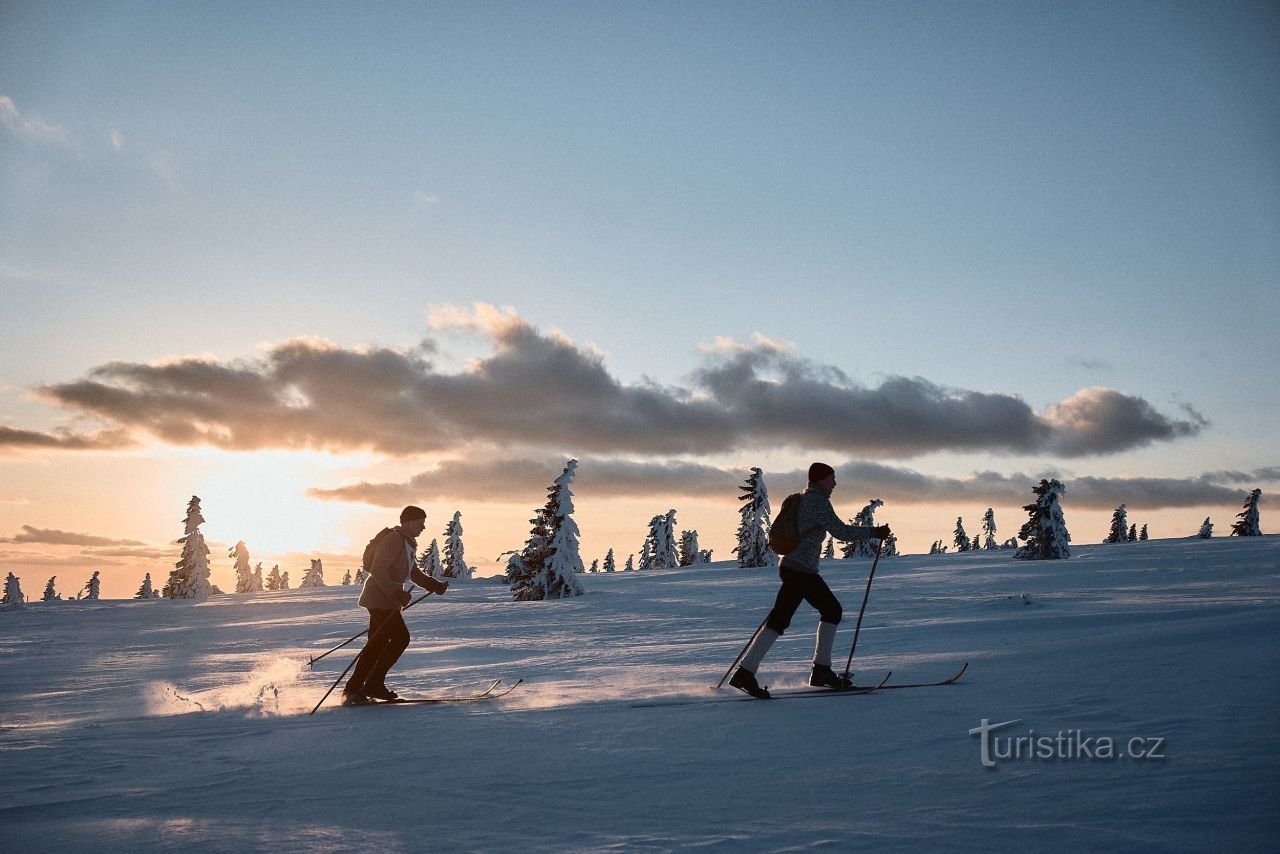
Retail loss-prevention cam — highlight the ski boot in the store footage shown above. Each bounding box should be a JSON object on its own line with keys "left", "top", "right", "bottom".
{"left": 729, "top": 667, "right": 772, "bottom": 699}
{"left": 809, "top": 664, "right": 854, "bottom": 691}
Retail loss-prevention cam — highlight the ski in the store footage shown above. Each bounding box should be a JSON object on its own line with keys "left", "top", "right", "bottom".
{"left": 350, "top": 679, "right": 521, "bottom": 706}
{"left": 856, "top": 662, "right": 968, "bottom": 690}
{"left": 631, "top": 671, "right": 891, "bottom": 709}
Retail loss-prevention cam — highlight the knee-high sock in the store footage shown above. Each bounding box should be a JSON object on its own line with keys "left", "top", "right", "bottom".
{"left": 813, "top": 621, "right": 839, "bottom": 667}
{"left": 740, "top": 628, "right": 780, "bottom": 673}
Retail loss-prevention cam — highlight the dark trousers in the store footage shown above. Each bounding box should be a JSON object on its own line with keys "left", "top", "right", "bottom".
{"left": 347, "top": 608, "right": 410, "bottom": 692}
{"left": 765, "top": 567, "right": 843, "bottom": 635}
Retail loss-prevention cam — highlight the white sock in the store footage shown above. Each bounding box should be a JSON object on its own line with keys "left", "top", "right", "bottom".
{"left": 740, "top": 628, "right": 780, "bottom": 673}
{"left": 813, "top": 621, "right": 838, "bottom": 668}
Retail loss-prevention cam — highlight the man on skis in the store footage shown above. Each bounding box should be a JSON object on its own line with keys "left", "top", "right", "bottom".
{"left": 730, "top": 463, "right": 890, "bottom": 699}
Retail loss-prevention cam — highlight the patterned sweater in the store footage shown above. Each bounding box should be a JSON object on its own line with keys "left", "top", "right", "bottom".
{"left": 779, "top": 485, "right": 877, "bottom": 574}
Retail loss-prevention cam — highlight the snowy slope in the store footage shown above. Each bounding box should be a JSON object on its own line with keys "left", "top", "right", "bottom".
{"left": 1, "top": 537, "right": 1277, "bottom": 852}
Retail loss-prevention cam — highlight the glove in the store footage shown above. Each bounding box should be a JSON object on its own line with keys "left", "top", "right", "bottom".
{"left": 397, "top": 589, "right": 412, "bottom": 607}
{"left": 872, "top": 525, "right": 892, "bottom": 540}
{"left": 426, "top": 576, "right": 449, "bottom": 595}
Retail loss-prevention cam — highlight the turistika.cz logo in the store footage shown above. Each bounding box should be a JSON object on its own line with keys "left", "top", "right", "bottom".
{"left": 969, "top": 719, "right": 1167, "bottom": 769}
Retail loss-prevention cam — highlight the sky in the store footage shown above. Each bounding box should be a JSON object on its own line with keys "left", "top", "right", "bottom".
{"left": 2, "top": 1, "right": 1278, "bottom": 598}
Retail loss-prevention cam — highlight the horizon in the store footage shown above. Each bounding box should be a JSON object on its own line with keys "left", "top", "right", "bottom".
{"left": 3, "top": 3, "right": 1278, "bottom": 599}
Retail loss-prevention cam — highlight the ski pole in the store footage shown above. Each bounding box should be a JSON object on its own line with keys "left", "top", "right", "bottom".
{"left": 842, "top": 539, "right": 884, "bottom": 681}
{"left": 308, "top": 591, "right": 435, "bottom": 715}
{"left": 715, "top": 614, "right": 769, "bottom": 689}
{"left": 308, "top": 590, "right": 434, "bottom": 668}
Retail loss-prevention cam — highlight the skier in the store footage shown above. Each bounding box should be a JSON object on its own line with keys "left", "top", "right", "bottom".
{"left": 730, "top": 463, "right": 890, "bottom": 698}
{"left": 343, "top": 506, "right": 449, "bottom": 705}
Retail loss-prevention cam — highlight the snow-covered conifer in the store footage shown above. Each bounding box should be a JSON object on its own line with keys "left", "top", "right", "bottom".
{"left": 638, "top": 522, "right": 656, "bottom": 571}
{"left": 1104, "top": 504, "right": 1129, "bottom": 544}
{"left": 265, "top": 564, "right": 282, "bottom": 591}
{"left": 1198, "top": 518, "right": 1213, "bottom": 539}
{"left": 249, "top": 562, "right": 264, "bottom": 592}
{"left": 2, "top": 572, "right": 25, "bottom": 607}
{"left": 418, "top": 539, "right": 443, "bottom": 579}
{"left": 603, "top": 548, "right": 616, "bottom": 573}
{"left": 1127, "top": 523, "right": 1138, "bottom": 542}
{"left": 1139, "top": 524, "right": 1149, "bottom": 541}
{"left": 698, "top": 548, "right": 714, "bottom": 563}
{"left": 953, "top": 518, "right": 971, "bottom": 552}
{"left": 650, "top": 510, "right": 679, "bottom": 570}
{"left": 82, "top": 570, "right": 101, "bottom": 600}
{"left": 231, "top": 541, "right": 253, "bottom": 593}
{"left": 1230, "top": 489, "right": 1262, "bottom": 537}
{"left": 280, "top": 571, "right": 290, "bottom": 590}
{"left": 883, "top": 532, "right": 899, "bottom": 557}
{"left": 735, "top": 468, "right": 775, "bottom": 568}
{"left": 1015, "top": 479, "right": 1071, "bottom": 560}
{"left": 342, "top": 569, "right": 352, "bottom": 585}
{"left": 679, "top": 529, "right": 700, "bottom": 567}
{"left": 42, "top": 577, "right": 60, "bottom": 602}
{"left": 135, "top": 573, "right": 154, "bottom": 599}
{"left": 981, "top": 509, "right": 998, "bottom": 550}
{"left": 354, "top": 566, "right": 367, "bottom": 584}
{"left": 823, "top": 537, "right": 835, "bottom": 559}
{"left": 163, "top": 496, "right": 212, "bottom": 601}
{"left": 442, "top": 511, "right": 473, "bottom": 580}
{"left": 624, "top": 554, "right": 635, "bottom": 572}
{"left": 588, "top": 558, "right": 599, "bottom": 573}
{"left": 300, "top": 559, "right": 325, "bottom": 588}
{"left": 841, "top": 500, "right": 884, "bottom": 559}
{"left": 507, "top": 459, "right": 585, "bottom": 601}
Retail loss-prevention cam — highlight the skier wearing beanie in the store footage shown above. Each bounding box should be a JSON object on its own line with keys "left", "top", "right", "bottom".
{"left": 730, "top": 463, "right": 890, "bottom": 698}
{"left": 343, "top": 506, "right": 450, "bottom": 705}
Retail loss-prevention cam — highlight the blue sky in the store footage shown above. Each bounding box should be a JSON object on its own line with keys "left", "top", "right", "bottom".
{"left": 2, "top": 1, "right": 1277, "bottom": 595}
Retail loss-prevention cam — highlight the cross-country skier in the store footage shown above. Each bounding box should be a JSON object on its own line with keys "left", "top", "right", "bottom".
{"left": 343, "top": 506, "right": 449, "bottom": 705}
{"left": 730, "top": 463, "right": 890, "bottom": 698}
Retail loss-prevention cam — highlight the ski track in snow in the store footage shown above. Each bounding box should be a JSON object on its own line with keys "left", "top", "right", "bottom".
{"left": 1, "top": 537, "right": 1278, "bottom": 852}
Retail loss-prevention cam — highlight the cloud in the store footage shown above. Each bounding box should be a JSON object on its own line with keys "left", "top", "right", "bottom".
{"left": 0, "top": 425, "right": 136, "bottom": 452}
{"left": 2, "top": 525, "right": 147, "bottom": 547}
{"left": 0, "top": 95, "right": 71, "bottom": 145}
{"left": 30, "top": 304, "right": 1207, "bottom": 459}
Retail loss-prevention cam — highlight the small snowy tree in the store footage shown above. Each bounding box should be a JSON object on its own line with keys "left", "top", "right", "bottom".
{"left": 3, "top": 572, "right": 25, "bottom": 607}
{"left": 953, "top": 517, "right": 971, "bottom": 552}
{"left": 42, "top": 576, "right": 61, "bottom": 602}
{"left": 678, "top": 529, "right": 700, "bottom": 567}
{"left": 442, "top": 511, "right": 474, "bottom": 580}
{"left": 638, "top": 522, "right": 656, "bottom": 571}
{"left": 300, "top": 559, "right": 325, "bottom": 588}
{"left": 1127, "top": 523, "right": 1138, "bottom": 542}
{"left": 698, "top": 548, "right": 714, "bottom": 563}
{"left": 841, "top": 499, "right": 884, "bottom": 558}
{"left": 507, "top": 459, "right": 585, "bottom": 601}
{"left": 418, "top": 539, "right": 444, "bottom": 579}
{"left": 1104, "top": 504, "right": 1129, "bottom": 544}
{"left": 231, "top": 541, "right": 253, "bottom": 593}
{"left": 265, "top": 564, "right": 282, "bottom": 591}
{"left": 624, "top": 554, "right": 635, "bottom": 572}
{"left": 81, "top": 570, "right": 101, "bottom": 600}
{"left": 354, "top": 566, "right": 367, "bottom": 584}
{"left": 342, "top": 569, "right": 352, "bottom": 585}
{"left": 163, "top": 496, "right": 212, "bottom": 601}
{"left": 1139, "top": 524, "right": 1149, "bottom": 541}
{"left": 588, "top": 558, "right": 599, "bottom": 573}
{"left": 650, "top": 510, "right": 679, "bottom": 570}
{"left": 603, "top": 548, "right": 617, "bottom": 573}
{"left": 981, "top": 508, "right": 998, "bottom": 550}
{"left": 1230, "top": 489, "right": 1262, "bottom": 537}
{"left": 1015, "top": 479, "right": 1071, "bottom": 560}
{"left": 1198, "top": 517, "right": 1214, "bottom": 539}
{"left": 735, "top": 468, "right": 775, "bottom": 568}
{"left": 135, "top": 573, "right": 155, "bottom": 599}
{"left": 823, "top": 536, "right": 835, "bottom": 559}
{"left": 249, "top": 562, "right": 264, "bottom": 592}
{"left": 280, "top": 571, "right": 291, "bottom": 590}
{"left": 883, "top": 531, "right": 899, "bottom": 557}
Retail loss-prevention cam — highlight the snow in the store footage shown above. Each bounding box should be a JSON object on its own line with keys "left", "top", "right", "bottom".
{"left": 2, "top": 536, "right": 1277, "bottom": 852}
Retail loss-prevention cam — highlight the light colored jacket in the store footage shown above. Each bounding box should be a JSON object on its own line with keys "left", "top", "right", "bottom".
{"left": 358, "top": 527, "right": 436, "bottom": 610}
{"left": 779, "top": 485, "right": 877, "bottom": 574}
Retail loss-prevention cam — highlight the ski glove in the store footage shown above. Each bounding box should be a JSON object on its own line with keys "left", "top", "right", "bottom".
{"left": 397, "top": 589, "right": 413, "bottom": 607}
{"left": 425, "top": 576, "right": 449, "bottom": 596}
{"left": 872, "top": 525, "right": 892, "bottom": 540}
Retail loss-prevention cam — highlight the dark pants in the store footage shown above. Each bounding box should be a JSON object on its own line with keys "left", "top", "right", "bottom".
{"left": 765, "top": 567, "right": 843, "bottom": 635}
{"left": 347, "top": 608, "right": 410, "bottom": 693}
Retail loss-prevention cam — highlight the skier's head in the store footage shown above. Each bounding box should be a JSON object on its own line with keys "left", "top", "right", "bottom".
{"left": 399, "top": 505, "right": 427, "bottom": 538}
{"left": 808, "top": 462, "right": 837, "bottom": 494}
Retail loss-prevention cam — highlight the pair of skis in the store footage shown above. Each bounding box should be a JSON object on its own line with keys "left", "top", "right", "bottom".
{"left": 346, "top": 678, "right": 523, "bottom": 707}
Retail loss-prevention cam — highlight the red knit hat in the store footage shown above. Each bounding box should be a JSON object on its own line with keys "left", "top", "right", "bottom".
{"left": 808, "top": 462, "right": 835, "bottom": 482}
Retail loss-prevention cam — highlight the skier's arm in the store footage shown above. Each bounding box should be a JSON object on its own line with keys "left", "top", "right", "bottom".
{"left": 410, "top": 567, "right": 448, "bottom": 595}
{"left": 818, "top": 499, "right": 887, "bottom": 544}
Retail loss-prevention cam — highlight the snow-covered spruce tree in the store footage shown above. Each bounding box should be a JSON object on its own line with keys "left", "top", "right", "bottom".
{"left": 1230, "top": 488, "right": 1262, "bottom": 537}
{"left": 42, "top": 577, "right": 60, "bottom": 602}
{"left": 443, "top": 511, "right": 473, "bottom": 580}
{"left": 678, "top": 529, "right": 700, "bottom": 567}
{"left": 841, "top": 499, "right": 884, "bottom": 558}
{"left": 231, "top": 541, "right": 253, "bottom": 593}
{"left": 1015, "top": 479, "right": 1071, "bottom": 560}
{"left": 624, "top": 554, "right": 635, "bottom": 572}
{"left": 638, "top": 521, "right": 656, "bottom": 571}
{"left": 135, "top": 573, "right": 154, "bottom": 599}
{"left": 280, "top": 571, "right": 290, "bottom": 590}
{"left": 249, "top": 562, "right": 264, "bottom": 592}
{"left": 698, "top": 548, "right": 714, "bottom": 563}
{"left": 981, "top": 509, "right": 998, "bottom": 550}
{"left": 1127, "top": 523, "right": 1138, "bottom": 542}
{"left": 883, "top": 532, "right": 899, "bottom": 557}
{"left": 163, "top": 496, "right": 212, "bottom": 601}
{"left": 3, "top": 572, "right": 25, "bottom": 607}
{"left": 953, "top": 518, "right": 971, "bottom": 552}
{"left": 265, "top": 564, "right": 282, "bottom": 591}
{"left": 823, "top": 536, "right": 835, "bottom": 559}
{"left": 507, "top": 459, "right": 585, "bottom": 601}
{"left": 603, "top": 548, "right": 616, "bottom": 573}
{"left": 82, "top": 570, "right": 101, "bottom": 600}
{"left": 1198, "top": 517, "right": 1214, "bottom": 539}
{"left": 300, "top": 559, "right": 325, "bottom": 588}
{"left": 735, "top": 467, "right": 775, "bottom": 568}
{"left": 354, "top": 566, "right": 367, "bottom": 584}
{"left": 1104, "top": 504, "right": 1129, "bottom": 544}
{"left": 588, "top": 559, "right": 599, "bottom": 574}
{"left": 1139, "top": 524, "right": 1149, "bottom": 541}
{"left": 342, "top": 569, "right": 352, "bottom": 585}
{"left": 652, "top": 510, "right": 679, "bottom": 570}
{"left": 417, "top": 539, "right": 443, "bottom": 579}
